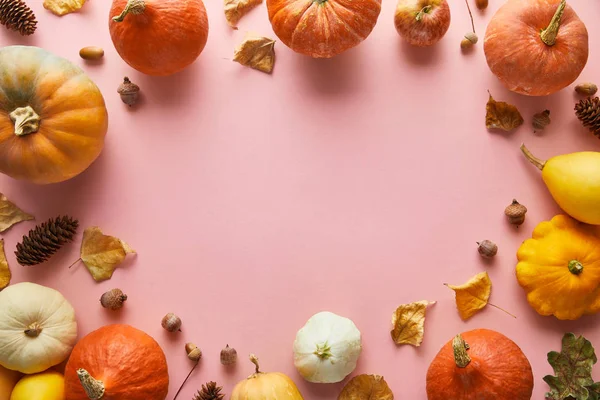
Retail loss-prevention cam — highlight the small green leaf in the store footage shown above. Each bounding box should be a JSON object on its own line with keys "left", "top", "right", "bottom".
{"left": 544, "top": 333, "right": 598, "bottom": 400}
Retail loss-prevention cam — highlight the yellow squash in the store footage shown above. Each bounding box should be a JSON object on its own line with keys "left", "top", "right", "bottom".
{"left": 516, "top": 214, "right": 600, "bottom": 320}
{"left": 521, "top": 144, "right": 600, "bottom": 225}
{"left": 10, "top": 370, "right": 64, "bottom": 400}
{"left": 231, "top": 355, "right": 304, "bottom": 400}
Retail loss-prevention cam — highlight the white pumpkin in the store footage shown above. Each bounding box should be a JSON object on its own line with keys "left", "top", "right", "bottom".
{"left": 0, "top": 282, "right": 77, "bottom": 374}
{"left": 293, "top": 311, "right": 362, "bottom": 383}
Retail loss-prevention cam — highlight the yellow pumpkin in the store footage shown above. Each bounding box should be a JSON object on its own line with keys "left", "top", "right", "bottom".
{"left": 10, "top": 371, "right": 64, "bottom": 400}
{"left": 0, "top": 365, "right": 21, "bottom": 400}
{"left": 0, "top": 45, "right": 108, "bottom": 184}
{"left": 231, "top": 355, "right": 304, "bottom": 400}
{"left": 516, "top": 214, "right": 600, "bottom": 320}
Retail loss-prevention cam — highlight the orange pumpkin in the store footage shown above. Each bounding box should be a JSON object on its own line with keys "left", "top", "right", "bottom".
{"left": 426, "top": 329, "right": 534, "bottom": 400}
{"left": 64, "top": 324, "right": 169, "bottom": 400}
{"left": 109, "top": 0, "right": 209, "bottom": 76}
{"left": 0, "top": 46, "right": 108, "bottom": 184}
{"left": 484, "top": 0, "right": 588, "bottom": 96}
{"left": 267, "top": 0, "right": 382, "bottom": 58}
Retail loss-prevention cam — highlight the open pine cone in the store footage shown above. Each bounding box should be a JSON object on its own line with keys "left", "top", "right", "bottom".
{"left": 194, "top": 382, "right": 225, "bottom": 400}
{"left": 15, "top": 215, "right": 79, "bottom": 266}
{"left": 0, "top": 0, "right": 36, "bottom": 35}
{"left": 575, "top": 96, "right": 600, "bottom": 138}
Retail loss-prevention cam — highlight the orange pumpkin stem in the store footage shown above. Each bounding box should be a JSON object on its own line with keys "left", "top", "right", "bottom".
{"left": 540, "top": 0, "right": 566, "bottom": 46}
{"left": 9, "top": 106, "right": 40, "bottom": 136}
{"left": 452, "top": 334, "right": 471, "bottom": 368}
{"left": 112, "top": 0, "right": 146, "bottom": 23}
{"left": 520, "top": 143, "right": 546, "bottom": 171}
{"left": 77, "top": 368, "right": 105, "bottom": 400}
{"left": 415, "top": 5, "right": 432, "bottom": 22}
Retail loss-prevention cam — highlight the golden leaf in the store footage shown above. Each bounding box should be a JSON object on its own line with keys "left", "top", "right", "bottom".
{"left": 485, "top": 92, "right": 524, "bottom": 131}
{"left": 338, "top": 374, "right": 394, "bottom": 400}
{"left": 0, "top": 240, "right": 10, "bottom": 290}
{"left": 43, "top": 0, "right": 86, "bottom": 16}
{"left": 80, "top": 227, "right": 135, "bottom": 282}
{"left": 224, "top": 0, "right": 263, "bottom": 28}
{"left": 233, "top": 33, "right": 275, "bottom": 74}
{"left": 390, "top": 300, "right": 435, "bottom": 347}
{"left": 445, "top": 272, "right": 491, "bottom": 320}
{"left": 0, "top": 193, "right": 33, "bottom": 233}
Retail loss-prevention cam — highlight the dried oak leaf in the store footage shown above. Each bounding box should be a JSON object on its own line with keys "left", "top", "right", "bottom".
{"left": 445, "top": 271, "right": 491, "bottom": 321}
{"left": 338, "top": 374, "right": 394, "bottom": 400}
{"left": 80, "top": 226, "right": 135, "bottom": 282}
{"left": 0, "top": 239, "right": 10, "bottom": 290}
{"left": 485, "top": 92, "right": 524, "bottom": 131}
{"left": 224, "top": 0, "right": 263, "bottom": 28}
{"left": 0, "top": 193, "right": 33, "bottom": 233}
{"left": 391, "top": 300, "right": 435, "bottom": 347}
{"left": 44, "top": 0, "right": 86, "bottom": 16}
{"left": 233, "top": 33, "right": 275, "bottom": 74}
{"left": 544, "top": 333, "right": 600, "bottom": 400}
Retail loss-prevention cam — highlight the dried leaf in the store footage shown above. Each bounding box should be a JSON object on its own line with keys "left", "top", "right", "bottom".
{"left": 233, "top": 33, "right": 275, "bottom": 74}
{"left": 43, "top": 0, "right": 86, "bottom": 16}
{"left": 224, "top": 0, "right": 263, "bottom": 28}
{"left": 445, "top": 271, "right": 491, "bottom": 320}
{"left": 0, "top": 193, "right": 33, "bottom": 233}
{"left": 80, "top": 227, "right": 135, "bottom": 282}
{"left": 390, "top": 300, "right": 435, "bottom": 347}
{"left": 485, "top": 92, "right": 524, "bottom": 131}
{"left": 0, "top": 240, "right": 10, "bottom": 290}
{"left": 338, "top": 374, "right": 394, "bottom": 400}
{"left": 544, "top": 333, "right": 600, "bottom": 400}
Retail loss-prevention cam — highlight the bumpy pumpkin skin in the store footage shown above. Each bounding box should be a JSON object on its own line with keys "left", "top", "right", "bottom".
{"left": 64, "top": 324, "right": 169, "bottom": 400}
{"left": 0, "top": 46, "right": 108, "bottom": 184}
{"left": 484, "top": 0, "right": 588, "bottom": 96}
{"left": 426, "top": 329, "right": 534, "bottom": 400}
{"left": 516, "top": 214, "right": 600, "bottom": 320}
{"left": 109, "top": 0, "right": 209, "bottom": 76}
{"left": 267, "top": 0, "right": 382, "bottom": 58}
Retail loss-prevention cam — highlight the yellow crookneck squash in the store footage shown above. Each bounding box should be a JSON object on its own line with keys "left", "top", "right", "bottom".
{"left": 516, "top": 214, "right": 600, "bottom": 320}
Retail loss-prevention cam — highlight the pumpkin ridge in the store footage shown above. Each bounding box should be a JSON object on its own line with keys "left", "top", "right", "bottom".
{"left": 324, "top": 3, "right": 363, "bottom": 41}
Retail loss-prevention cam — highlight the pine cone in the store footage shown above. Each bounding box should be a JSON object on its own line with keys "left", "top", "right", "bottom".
{"left": 0, "top": 0, "right": 36, "bottom": 36}
{"left": 575, "top": 96, "right": 600, "bottom": 138}
{"left": 193, "top": 382, "right": 225, "bottom": 400}
{"left": 15, "top": 216, "right": 79, "bottom": 266}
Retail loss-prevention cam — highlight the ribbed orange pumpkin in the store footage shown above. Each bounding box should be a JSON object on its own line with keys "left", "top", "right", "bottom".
{"left": 0, "top": 46, "right": 108, "bottom": 184}
{"left": 64, "top": 324, "right": 169, "bottom": 400}
{"left": 484, "top": 0, "right": 588, "bottom": 96}
{"left": 109, "top": 0, "right": 209, "bottom": 76}
{"left": 267, "top": 0, "right": 382, "bottom": 58}
{"left": 426, "top": 329, "right": 534, "bottom": 400}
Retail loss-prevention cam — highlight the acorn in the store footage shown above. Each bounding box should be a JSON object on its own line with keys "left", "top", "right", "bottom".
{"left": 79, "top": 46, "right": 104, "bottom": 60}
{"left": 461, "top": 32, "right": 478, "bottom": 50}
{"left": 532, "top": 110, "right": 551, "bottom": 132}
{"left": 475, "top": 0, "right": 488, "bottom": 10}
{"left": 575, "top": 82, "right": 598, "bottom": 96}
{"left": 505, "top": 199, "right": 527, "bottom": 226}
{"left": 161, "top": 313, "right": 182, "bottom": 332}
{"left": 477, "top": 240, "right": 498, "bottom": 258}
{"left": 220, "top": 344, "right": 237, "bottom": 366}
{"left": 100, "top": 288, "right": 127, "bottom": 310}
{"left": 185, "top": 342, "right": 202, "bottom": 362}
{"left": 117, "top": 77, "right": 140, "bottom": 106}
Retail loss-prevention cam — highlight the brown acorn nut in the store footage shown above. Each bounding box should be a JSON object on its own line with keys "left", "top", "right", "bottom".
{"left": 79, "top": 46, "right": 104, "bottom": 60}
{"left": 477, "top": 240, "right": 498, "bottom": 258}
{"left": 100, "top": 288, "right": 127, "bottom": 310}
{"left": 161, "top": 313, "right": 182, "bottom": 332}
{"left": 532, "top": 110, "right": 551, "bottom": 132}
{"left": 475, "top": 0, "right": 488, "bottom": 10}
{"left": 461, "top": 32, "right": 478, "bottom": 50}
{"left": 505, "top": 199, "right": 527, "bottom": 226}
{"left": 575, "top": 82, "right": 598, "bottom": 96}
{"left": 185, "top": 343, "right": 202, "bottom": 362}
{"left": 220, "top": 344, "right": 237, "bottom": 366}
{"left": 117, "top": 77, "right": 140, "bottom": 106}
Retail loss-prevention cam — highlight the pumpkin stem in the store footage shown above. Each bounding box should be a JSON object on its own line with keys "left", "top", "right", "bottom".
{"left": 540, "top": 0, "right": 566, "bottom": 46}
{"left": 112, "top": 0, "right": 146, "bottom": 22}
{"left": 452, "top": 334, "right": 471, "bottom": 368}
{"left": 24, "top": 322, "right": 42, "bottom": 337}
{"left": 415, "top": 5, "right": 432, "bottom": 21}
{"left": 520, "top": 143, "right": 546, "bottom": 171}
{"left": 77, "top": 369, "right": 105, "bottom": 400}
{"left": 249, "top": 354, "right": 261, "bottom": 374}
{"left": 9, "top": 106, "right": 40, "bottom": 136}
{"left": 314, "top": 342, "right": 333, "bottom": 359}
{"left": 568, "top": 260, "right": 584, "bottom": 275}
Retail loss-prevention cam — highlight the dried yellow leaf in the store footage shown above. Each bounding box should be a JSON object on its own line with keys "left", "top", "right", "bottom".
{"left": 233, "top": 33, "right": 275, "bottom": 74}
{"left": 390, "top": 300, "right": 435, "bottom": 347}
{"left": 485, "top": 92, "right": 524, "bottom": 131}
{"left": 44, "top": 0, "right": 86, "bottom": 16}
{"left": 80, "top": 227, "right": 135, "bottom": 282}
{"left": 0, "top": 193, "right": 33, "bottom": 233}
{"left": 338, "top": 374, "right": 394, "bottom": 400}
{"left": 224, "top": 0, "right": 263, "bottom": 28}
{"left": 445, "top": 272, "right": 491, "bottom": 320}
{"left": 0, "top": 240, "right": 10, "bottom": 290}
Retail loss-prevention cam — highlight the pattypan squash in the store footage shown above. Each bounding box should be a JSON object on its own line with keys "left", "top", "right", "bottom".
{"left": 516, "top": 214, "right": 600, "bottom": 320}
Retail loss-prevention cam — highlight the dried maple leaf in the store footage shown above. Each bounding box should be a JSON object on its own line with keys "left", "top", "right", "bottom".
{"left": 0, "top": 240, "right": 10, "bottom": 290}
{"left": 338, "top": 374, "right": 394, "bottom": 400}
{"left": 0, "top": 193, "right": 33, "bottom": 233}
{"left": 485, "top": 91, "right": 524, "bottom": 131}
{"left": 544, "top": 333, "right": 600, "bottom": 400}
{"left": 44, "top": 0, "right": 86, "bottom": 16}
{"left": 233, "top": 33, "right": 275, "bottom": 74}
{"left": 390, "top": 300, "right": 435, "bottom": 347}
{"left": 224, "top": 0, "right": 263, "bottom": 28}
{"left": 80, "top": 227, "right": 135, "bottom": 282}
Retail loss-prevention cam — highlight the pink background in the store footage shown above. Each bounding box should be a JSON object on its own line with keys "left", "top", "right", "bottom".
{"left": 1, "top": 0, "right": 600, "bottom": 398}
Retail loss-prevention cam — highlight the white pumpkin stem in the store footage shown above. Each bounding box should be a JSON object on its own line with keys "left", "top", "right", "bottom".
{"left": 452, "top": 334, "right": 471, "bottom": 368}
{"left": 9, "top": 106, "right": 40, "bottom": 136}
{"left": 520, "top": 143, "right": 546, "bottom": 171}
{"left": 415, "top": 5, "right": 432, "bottom": 22}
{"left": 24, "top": 322, "right": 42, "bottom": 337}
{"left": 77, "top": 369, "right": 105, "bottom": 400}
{"left": 540, "top": 0, "right": 566, "bottom": 46}
{"left": 112, "top": 0, "right": 146, "bottom": 22}
{"left": 314, "top": 342, "right": 332, "bottom": 359}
